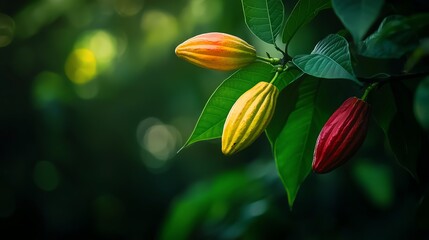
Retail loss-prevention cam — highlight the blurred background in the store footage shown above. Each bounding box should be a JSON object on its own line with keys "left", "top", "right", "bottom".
{"left": 0, "top": 0, "right": 428, "bottom": 239}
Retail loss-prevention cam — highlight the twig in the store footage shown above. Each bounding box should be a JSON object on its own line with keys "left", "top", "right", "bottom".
{"left": 358, "top": 71, "right": 429, "bottom": 83}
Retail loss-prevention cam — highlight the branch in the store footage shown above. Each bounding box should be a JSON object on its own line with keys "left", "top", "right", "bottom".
{"left": 358, "top": 71, "right": 429, "bottom": 84}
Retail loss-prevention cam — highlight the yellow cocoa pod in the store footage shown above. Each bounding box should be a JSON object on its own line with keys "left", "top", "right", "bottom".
{"left": 222, "top": 81, "right": 279, "bottom": 155}
{"left": 175, "top": 32, "right": 256, "bottom": 71}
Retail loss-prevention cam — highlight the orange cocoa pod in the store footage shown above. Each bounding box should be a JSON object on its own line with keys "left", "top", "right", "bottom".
{"left": 175, "top": 32, "right": 256, "bottom": 71}
{"left": 222, "top": 82, "right": 279, "bottom": 155}
{"left": 313, "top": 97, "right": 370, "bottom": 173}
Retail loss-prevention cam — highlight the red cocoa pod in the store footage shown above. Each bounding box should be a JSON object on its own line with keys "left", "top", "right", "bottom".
{"left": 175, "top": 32, "right": 256, "bottom": 71}
{"left": 313, "top": 97, "right": 370, "bottom": 173}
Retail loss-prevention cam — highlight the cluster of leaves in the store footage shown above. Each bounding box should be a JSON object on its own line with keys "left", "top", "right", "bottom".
{"left": 181, "top": 0, "right": 429, "bottom": 208}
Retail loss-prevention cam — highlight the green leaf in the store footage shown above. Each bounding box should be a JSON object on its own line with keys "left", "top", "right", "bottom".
{"left": 371, "top": 84, "right": 422, "bottom": 179}
{"left": 282, "top": 0, "right": 331, "bottom": 46}
{"left": 332, "top": 0, "right": 384, "bottom": 42}
{"left": 241, "top": 0, "right": 285, "bottom": 44}
{"left": 414, "top": 77, "right": 429, "bottom": 130}
{"left": 358, "top": 14, "right": 429, "bottom": 58}
{"left": 292, "top": 34, "right": 359, "bottom": 84}
{"left": 160, "top": 170, "right": 264, "bottom": 240}
{"left": 266, "top": 76, "right": 326, "bottom": 208}
{"left": 181, "top": 62, "right": 275, "bottom": 149}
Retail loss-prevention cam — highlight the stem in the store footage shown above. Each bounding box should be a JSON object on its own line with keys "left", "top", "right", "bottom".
{"left": 256, "top": 55, "right": 271, "bottom": 63}
{"left": 274, "top": 43, "right": 290, "bottom": 67}
{"left": 284, "top": 42, "right": 288, "bottom": 56}
{"left": 274, "top": 43, "right": 286, "bottom": 57}
{"left": 358, "top": 71, "right": 428, "bottom": 101}
{"left": 361, "top": 82, "right": 379, "bottom": 101}
{"left": 269, "top": 70, "right": 280, "bottom": 84}
{"left": 256, "top": 56, "right": 281, "bottom": 65}
{"left": 358, "top": 71, "right": 429, "bottom": 84}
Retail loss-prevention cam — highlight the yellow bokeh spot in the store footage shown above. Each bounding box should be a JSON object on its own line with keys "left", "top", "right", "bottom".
{"left": 140, "top": 10, "right": 178, "bottom": 46}
{"left": 139, "top": 10, "right": 179, "bottom": 66}
{"left": 75, "top": 30, "right": 117, "bottom": 71}
{"left": 65, "top": 48, "right": 97, "bottom": 85}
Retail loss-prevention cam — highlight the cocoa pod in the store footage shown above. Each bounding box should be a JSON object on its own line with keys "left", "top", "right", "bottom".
{"left": 222, "top": 81, "right": 279, "bottom": 155}
{"left": 313, "top": 97, "right": 370, "bottom": 173}
{"left": 175, "top": 32, "right": 256, "bottom": 71}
